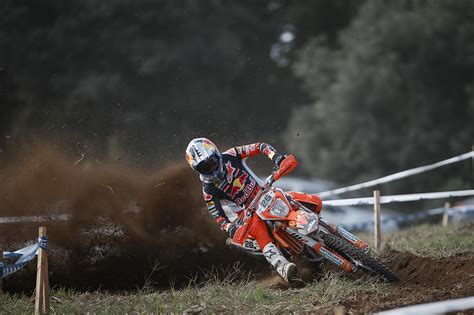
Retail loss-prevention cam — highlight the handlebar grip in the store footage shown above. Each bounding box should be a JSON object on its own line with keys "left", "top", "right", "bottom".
{"left": 273, "top": 155, "right": 298, "bottom": 182}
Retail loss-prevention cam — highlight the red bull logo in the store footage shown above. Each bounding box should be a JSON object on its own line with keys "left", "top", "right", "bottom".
{"left": 231, "top": 172, "right": 248, "bottom": 198}
{"left": 235, "top": 177, "right": 256, "bottom": 205}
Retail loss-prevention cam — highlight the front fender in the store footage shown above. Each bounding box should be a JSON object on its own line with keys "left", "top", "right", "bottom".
{"left": 287, "top": 191, "right": 323, "bottom": 214}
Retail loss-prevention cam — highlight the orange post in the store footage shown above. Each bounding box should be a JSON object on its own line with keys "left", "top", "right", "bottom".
{"left": 35, "top": 227, "right": 49, "bottom": 315}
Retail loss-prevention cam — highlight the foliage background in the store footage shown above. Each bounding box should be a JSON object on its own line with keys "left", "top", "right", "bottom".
{"left": 1, "top": 0, "right": 472, "bottom": 192}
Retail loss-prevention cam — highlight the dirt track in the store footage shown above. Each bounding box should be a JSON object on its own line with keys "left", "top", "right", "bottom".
{"left": 258, "top": 249, "right": 474, "bottom": 313}
{"left": 338, "top": 250, "right": 474, "bottom": 313}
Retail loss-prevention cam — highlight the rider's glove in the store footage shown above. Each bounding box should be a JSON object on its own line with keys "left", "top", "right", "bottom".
{"left": 272, "top": 153, "right": 287, "bottom": 168}
{"left": 224, "top": 223, "right": 237, "bottom": 239}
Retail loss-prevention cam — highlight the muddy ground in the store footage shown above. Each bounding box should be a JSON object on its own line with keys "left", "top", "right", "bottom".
{"left": 346, "top": 250, "right": 474, "bottom": 313}
{"left": 258, "top": 249, "right": 474, "bottom": 313}
{"left": 1, "top": 144, "right": 473, "bottom": 313}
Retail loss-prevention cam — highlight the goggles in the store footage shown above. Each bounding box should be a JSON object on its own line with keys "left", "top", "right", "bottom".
{"left": 196, "top": 155, "right": 220, "bottom": 175}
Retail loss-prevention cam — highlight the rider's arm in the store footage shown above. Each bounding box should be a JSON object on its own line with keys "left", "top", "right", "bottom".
{"left": 232, "top": 143, "right": 285, "bottom": 165}
{"left": 203, "top": 188, "right": 232, "bottom": 232}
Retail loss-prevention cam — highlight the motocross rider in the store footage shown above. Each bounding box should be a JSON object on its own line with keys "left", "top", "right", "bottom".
{"left": 185, "top": 138, "right": 297, "bottom": 283}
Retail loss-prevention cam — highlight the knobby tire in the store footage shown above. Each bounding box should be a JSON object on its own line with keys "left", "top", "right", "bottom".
{"left": 321, "top": 233, "right": 399, "bottom": 283}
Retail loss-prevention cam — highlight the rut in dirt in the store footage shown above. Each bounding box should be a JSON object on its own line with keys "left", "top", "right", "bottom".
{"left": 385, "top": 250, "right": 474, "bottom": 310}
{"left": 387, "top": 250, "right": 474, "bottom": 295}
{"left": 340, "top": 249, "right": 474, "bottom": 313}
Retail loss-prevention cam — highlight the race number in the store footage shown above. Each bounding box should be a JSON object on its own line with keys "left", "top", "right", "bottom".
{"left": 257, "top": 190, "right": 275, "bottom": 215}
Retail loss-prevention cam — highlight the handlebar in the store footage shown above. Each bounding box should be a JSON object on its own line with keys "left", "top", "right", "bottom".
{"left": 264, "top": 174, "right": 275, "bottom": 187}
{"left": 265, "top": 154, "right": 299, "bottom": 188}
{"left": 247, "top": 155, "right": 299, "bottom": 212}
{"left": 273, "top": 154, "right": 299, "bottom": 182}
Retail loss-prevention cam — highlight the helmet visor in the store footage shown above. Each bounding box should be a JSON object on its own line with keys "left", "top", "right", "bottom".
{"left": 196, "top": 155, "right": 219, "bottom": 175}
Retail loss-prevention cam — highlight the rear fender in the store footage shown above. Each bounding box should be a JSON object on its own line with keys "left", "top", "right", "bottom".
{"left": 287, "top": 191, "right": 323, "bottom": 214}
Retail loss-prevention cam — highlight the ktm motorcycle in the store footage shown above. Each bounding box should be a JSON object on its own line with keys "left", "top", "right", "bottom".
{"left": 227, "top": 155, "right": 399, "bottom": 283}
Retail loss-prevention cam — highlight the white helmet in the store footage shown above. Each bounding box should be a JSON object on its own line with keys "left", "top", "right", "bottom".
{"left": 185, "top": 138, "right": 223, "bottom": 178}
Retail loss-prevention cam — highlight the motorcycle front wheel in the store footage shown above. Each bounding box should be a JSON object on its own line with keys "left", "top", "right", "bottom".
{"left": 320, "top": 233, "right": 399, "bottom": 283}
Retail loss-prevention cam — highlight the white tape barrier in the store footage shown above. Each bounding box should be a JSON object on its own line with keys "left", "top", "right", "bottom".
{"left": 319, "top": 151, "right": 474, "bottom": 198}
{"left": 376, "top": 296, "right": 474, "bottom": 315}
{"left": 323, "top": 189, "right": 474, "bottom": 207}
{"left": 0, "top": 214, "right": 70, "bottom": 224}
{"left": 343, "top": 205, "right": 474, "bottom": 232}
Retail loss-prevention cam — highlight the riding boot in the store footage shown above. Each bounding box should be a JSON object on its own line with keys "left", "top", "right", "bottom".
{"left": 262, "top": 243, "right": 297, "bottom": 283}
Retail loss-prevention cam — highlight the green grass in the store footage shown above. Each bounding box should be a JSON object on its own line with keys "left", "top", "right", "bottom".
{"left": 384, "top": 221, "right": 474, "bottom": 257}
{"left": 0, "top": 273, "right": 385, "bottom": 314}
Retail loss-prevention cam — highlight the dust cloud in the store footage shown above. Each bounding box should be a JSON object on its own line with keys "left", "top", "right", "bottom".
{"left": 0, "top": 142, "right": 264, "bottom": 292}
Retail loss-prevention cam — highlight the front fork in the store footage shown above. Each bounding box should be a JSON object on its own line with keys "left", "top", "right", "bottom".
{"left": 274, "top": 222, "right": 355, "bottom": 273}
{"left": 319, "top": 220, "right": 371, "bottom": 254}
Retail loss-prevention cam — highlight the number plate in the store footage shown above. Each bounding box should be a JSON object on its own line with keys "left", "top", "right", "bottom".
{"left": 257, "top": 190, "right": 275, "bottom": 215}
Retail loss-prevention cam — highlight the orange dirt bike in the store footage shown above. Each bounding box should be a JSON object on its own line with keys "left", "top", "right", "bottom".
{"left": 227, "top": 155, "right": 399, "bottom": 283}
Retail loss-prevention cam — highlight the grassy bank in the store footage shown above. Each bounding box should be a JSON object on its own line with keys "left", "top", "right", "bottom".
{"left": 385, "top": 221, "right": 474, "bottom": 257}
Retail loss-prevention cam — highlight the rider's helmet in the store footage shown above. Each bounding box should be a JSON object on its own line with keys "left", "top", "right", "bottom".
{"left": 185, "top": 138, "right": 223, "bottom": 179}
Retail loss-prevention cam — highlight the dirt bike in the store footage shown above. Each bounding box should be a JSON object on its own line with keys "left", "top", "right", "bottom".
{"left": 227, "top": 155, "right": 399, "bottom": 283}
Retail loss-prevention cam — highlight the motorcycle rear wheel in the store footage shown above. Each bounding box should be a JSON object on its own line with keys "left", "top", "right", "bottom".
{"left": 321, "top": 233, "right": 399, "bottom": 283}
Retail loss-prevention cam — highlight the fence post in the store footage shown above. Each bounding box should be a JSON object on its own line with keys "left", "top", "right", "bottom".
{"left": 0, "top": 247, "right": 3, "bottom": 294}
{"left": 334, "top": 305, "right": 345, "bottom": 315}
{"left": 374, "top": 190, "right": 381, "bottom": 252}
{"left": 35, "top": 226, "right": 49, "bottom": 315}
{"left": 442, "top": 202, "right": 451, "bottom": 227}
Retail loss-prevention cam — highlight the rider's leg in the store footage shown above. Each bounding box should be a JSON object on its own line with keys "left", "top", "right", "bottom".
{"left": 248, "top": 216, "right": 297, "bottom": 283}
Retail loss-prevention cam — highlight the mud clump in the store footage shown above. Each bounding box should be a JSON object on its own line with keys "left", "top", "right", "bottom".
{"left": 0, "top": 143, "right": 263, "bottom": 292}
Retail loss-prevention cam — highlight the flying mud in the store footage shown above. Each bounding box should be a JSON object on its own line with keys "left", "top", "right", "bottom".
{"left": 0, "top": 143, "right": 265, "bottom": 292}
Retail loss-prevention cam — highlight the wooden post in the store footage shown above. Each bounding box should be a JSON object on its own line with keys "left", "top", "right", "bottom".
{"left": 374, "top": 190, "right": 381, "bottom": 252}
{"left": 0, "top": 247, "right": 3, "bottom": 294}
{"left": 471, "top": 145, "right": 473, "bottom": 188}
{"left": 442, "top": 202, "right": 450, "bottom": 227}
{"left": 35, "top": 227, "right": 49, "bottom": 315}
{"left": 334, "top": 306, "right": 345, "bottom": 315}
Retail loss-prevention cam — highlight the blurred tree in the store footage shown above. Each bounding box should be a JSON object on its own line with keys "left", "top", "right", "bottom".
{"left": 286, "top": 0, "right": 474, "bottom": 192}
{"left": 0, "top": 67, "right": 19, "bottom": 141}
{"left": 0, "top": 0, "right": 310, "bottom": 163}
{"left": 270, "top": 0, "right": 360, "bottom": 67}
{"left": 285, "top": 0, "right": 360, "bottom": 45}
